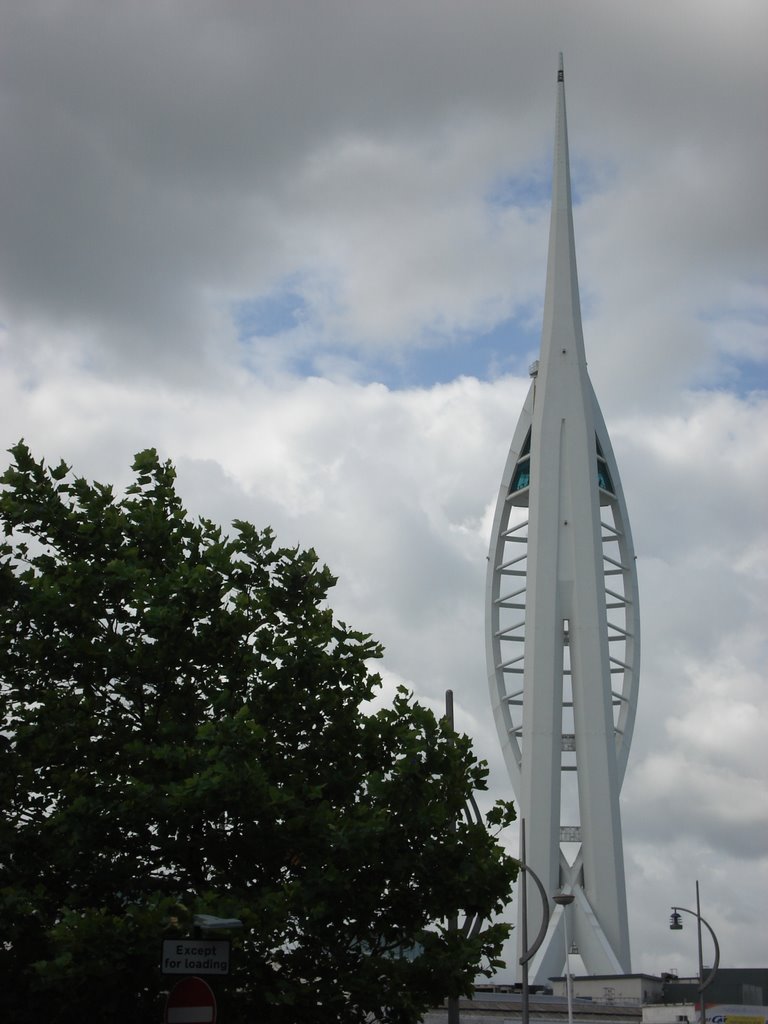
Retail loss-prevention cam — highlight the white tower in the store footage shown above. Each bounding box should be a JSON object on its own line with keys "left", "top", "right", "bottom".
{"left": 485, "top": 56, "right": 639, "bottom": 983}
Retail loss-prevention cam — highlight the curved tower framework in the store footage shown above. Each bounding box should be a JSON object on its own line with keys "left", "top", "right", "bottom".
{"left": 485, "top": 56, "right": 640, "bottom": 983}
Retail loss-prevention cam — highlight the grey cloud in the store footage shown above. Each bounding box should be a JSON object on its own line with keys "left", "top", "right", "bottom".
{"left": 2, "top": 1, "right": 766, "bottom": 397}
{"left": 1, "top": 362, "right": 766, "bottom": 973}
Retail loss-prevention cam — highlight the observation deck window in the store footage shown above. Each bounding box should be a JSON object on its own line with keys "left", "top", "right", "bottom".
{"left": 596, "top": 437, "right": 615, "bottom": 494}
{"left": 511, "top": 458, "right": 530, "bottom": 492}
{"left": 510, "top": 428, "right": 533, "bottom": 494}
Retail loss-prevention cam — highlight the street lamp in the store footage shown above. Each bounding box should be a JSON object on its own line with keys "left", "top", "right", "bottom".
{"left": 519, "top": 820, "right": 551, "bottom": 1024}
{"left": 552, "top": 890, "right": 575, "bottom": 1024}
{"left": 444, "top": 690, "right": 492, "bottom": 1024}
{"left": 669, "top": 880, "right": 720, "bottom": 1024}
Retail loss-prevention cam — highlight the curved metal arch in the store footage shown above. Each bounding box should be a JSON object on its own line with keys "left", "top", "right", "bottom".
{"left": 591, "top": 393, "right": 641, "bottom": 785}
{"left": 485, "top": 391, "right": 641, "bottom": 800}
{"left": 485, "top": 386, "right": 535, "bottom": 801}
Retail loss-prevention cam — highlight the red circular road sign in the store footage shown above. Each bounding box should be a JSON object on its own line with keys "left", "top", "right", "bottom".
{"left": 165, "top": 976, "right": 217, "bottom": 1024}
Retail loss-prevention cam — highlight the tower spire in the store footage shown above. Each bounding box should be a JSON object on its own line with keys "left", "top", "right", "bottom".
{"left": 540, "top": 51, "right": 586, "bottom": 377}
{"left": 485, "top": 56, "right": 640, "bottom": 984}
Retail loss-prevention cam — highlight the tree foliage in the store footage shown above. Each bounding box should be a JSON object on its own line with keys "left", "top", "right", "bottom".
{"left": 0, "top": 442, "right": 517, "bottom": 1023}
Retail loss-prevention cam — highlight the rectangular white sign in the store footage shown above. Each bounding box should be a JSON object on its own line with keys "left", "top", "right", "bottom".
{"left": 161, "top": 938, "right": 230, "bottom": 975}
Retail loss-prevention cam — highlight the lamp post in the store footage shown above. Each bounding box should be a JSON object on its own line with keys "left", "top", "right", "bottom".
{"left": 669, "top": 880, "right": 720, "bottom": 1024}
{"left": 552, "top": 890, "right": 575, "bottom": 1024}
{"left": 519, "top": 819, "right": 551, "bottom": 1024}
{"left": 444, "top": 691, "right": 489, "bottom": 1024}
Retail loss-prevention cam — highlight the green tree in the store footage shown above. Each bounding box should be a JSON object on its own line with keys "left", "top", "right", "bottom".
{"left": 0, "top": 442, "right": 516, "bottom": 1023}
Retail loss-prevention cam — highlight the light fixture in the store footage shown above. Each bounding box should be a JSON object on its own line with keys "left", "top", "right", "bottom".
{"left": 668, "top": 883, "right": 721, "bottom": 1024}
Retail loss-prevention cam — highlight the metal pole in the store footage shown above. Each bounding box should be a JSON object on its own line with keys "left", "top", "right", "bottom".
{"left": 696, "top": 882, "right": 705, "bottom": 1024}
{"left": 445, "top": 690, "right": 459, "bottom": 1024}
{"left": 521, "top": 820, "right": 529, "bottom": 1024}
{"left": 562, "top": 906, "right": 574, "bottom": 1024}
{"left": 519, "top": 820, "right": 551, "bottom": 1024}
{"left": 553, "top": 892, "right": 575, "bottom": 1024}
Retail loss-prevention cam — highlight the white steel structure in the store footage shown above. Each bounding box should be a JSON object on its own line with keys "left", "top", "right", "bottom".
{"left": 485, "top": 56, "right": 640, "bottom": 984}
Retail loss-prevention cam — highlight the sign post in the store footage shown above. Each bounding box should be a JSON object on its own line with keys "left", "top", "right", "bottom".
{"left": 165, "top": 976, "right": 217, "bottom": 1024}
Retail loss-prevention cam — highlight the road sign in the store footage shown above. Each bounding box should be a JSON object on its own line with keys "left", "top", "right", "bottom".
{"left": 165, "top": 976, "right": 216, "bottom": 1024}
{"left": 161, "top": 938, "right": 230, "bottom": 975}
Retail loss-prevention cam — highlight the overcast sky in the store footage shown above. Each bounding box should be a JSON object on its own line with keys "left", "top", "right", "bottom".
{"left": 1, "top": 0, "right": 766, "bottom": 981}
